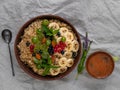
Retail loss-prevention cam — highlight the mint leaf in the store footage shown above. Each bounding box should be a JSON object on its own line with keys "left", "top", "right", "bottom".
{"left": 42, "top": 66, "right": 50, "bottom": 76}
{"left": 48, "top": 57, "right": 52, "bottom": 65}
{"left": 46, "top": 32, "right": 53, "bottom": 36}
{"left": 41, "top": 51, "right": 49, "bottom": 59}
{"left": 49, "top": 65, "right": 59, "bottom": 68}
{"left": 33, "top": 58, "right": 40, "bottom": 64}
{"left": 52, "top": 29, "right": 59, "bottom": 35}
{"left": 41, "top": 25, "right": 50, "bottom": 33}
{"left": 37, "top": 64, "right": 42, "bottom": 69}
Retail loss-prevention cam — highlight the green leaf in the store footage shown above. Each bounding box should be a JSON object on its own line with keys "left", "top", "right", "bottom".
{"left": 42, "top": 59, "right": 47, "bottom": 64}
{"left": 36, "top": 28, "right": 44, "bottom": 40}
{"left": 46, "top": 32, "right": 53, "bottom": 36}
{"left": 42, "top": 66, "right": 50, "bottom": 76}
{"left": 47, "top": 57, "right": 52, "bottom": 65}
{"left": 49, "top": 65, "right": 59, "bottom": 68}
{"left": 41, "top": 51, "right": 49, "bottom": 59}
{"left": 41, "top": 24, "right": 50, "bottom": 33}
{"left": 52, "top": 29, "right": 59, "bottom": 35}
{"left": 113, "top": 56, "right": 119, "bottom": 62}
{"left": 39, "top": 44, "right": 48, "bottom": 51}
{"left": 36, "top": 28, "right": 42, "bottom": 34}
{"left": 33, "top": 58, "right": 40, "bottom": 64}
{"left": 37, "top": 64, "right": 42, "bottom": 69}
{"left": 34, "top": 42, "right": 41, "bottom": 53}
{"left": 46, "top": 39, "right": 51, "bottom": 46}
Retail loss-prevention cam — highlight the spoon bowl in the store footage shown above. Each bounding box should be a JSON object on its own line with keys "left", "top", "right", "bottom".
{"left": 2, "top": 29, "right": 12, "bottom": 44}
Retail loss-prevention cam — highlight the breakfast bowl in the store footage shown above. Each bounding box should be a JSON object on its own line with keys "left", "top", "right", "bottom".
{"left": 14, "top": 15, "right": 81, "bottom": 80}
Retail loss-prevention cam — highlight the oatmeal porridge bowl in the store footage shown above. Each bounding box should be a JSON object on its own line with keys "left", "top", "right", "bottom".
{"left": 14, "top": 15, "right": 81, "bottom": 80}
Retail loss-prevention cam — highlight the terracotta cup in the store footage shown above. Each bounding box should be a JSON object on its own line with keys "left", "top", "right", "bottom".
{"left": 86, "top": 51, "right": 114, "bottom": 79}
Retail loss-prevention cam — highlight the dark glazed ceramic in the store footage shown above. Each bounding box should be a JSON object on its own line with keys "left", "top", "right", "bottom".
{"left": 14, "top": 15, "right": 81, "bottom": 80}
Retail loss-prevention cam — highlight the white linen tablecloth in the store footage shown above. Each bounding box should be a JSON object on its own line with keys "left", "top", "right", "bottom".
{"left": 0, "top": 0, "right": 120, "bottom": 90}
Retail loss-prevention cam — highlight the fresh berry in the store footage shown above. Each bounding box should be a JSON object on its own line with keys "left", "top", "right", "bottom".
{"left": 39, "top": 50, "right": 42, "bottom": 54}
{"left": 48, "top": 45, "right": 54, "bottom": 55}
{"left": 26, "top": 41, "right": 30, "bottom": 47}
{"left": 61, "top": 37, "right": 66, "bottom": 42}
{"left": 57, "top": 32, "right": 61, "bottom": 37}
{"left": 57, "top": 47, "right": 62, "bottom": 53}
{"left": 30, "top": 45, "right": 34, "bottom": 52}
{"left": 49, "top": 44, "right": 53, "bottom": 49}
{"left": 42, "top": 19, "right": 49, "bottom": 26}
{"left": 32, "top": 53, "right": 36, "bottom": 56}
{"left": 53, "top": 41, "right": 66, "bottom": 53}
{"left": 61, "top": 50, "right": 65, "bottom": 55}
{"left": 72, "top": 52, "right": 77, "bottom": 58}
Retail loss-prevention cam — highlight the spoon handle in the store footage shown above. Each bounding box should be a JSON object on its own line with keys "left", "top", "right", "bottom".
{"left": 8, "top": 44, "right": 15, "bottom": 76}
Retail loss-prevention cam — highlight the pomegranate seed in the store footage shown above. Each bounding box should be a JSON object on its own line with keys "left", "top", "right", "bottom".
{"left": 54, "top": 48, "right": 57, "bottom": 52}
{"left": 53, "top": 41, "right": 67, "bottom": 53}
{"left": 30, "top": 45, "right": 34, "bottom": 52}
{"left": 57, "top": 48, "right": 62, "bottom": 53}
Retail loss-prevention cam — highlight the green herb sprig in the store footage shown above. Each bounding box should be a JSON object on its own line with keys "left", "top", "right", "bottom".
{"left": 41, "top": 24, "right": 59, "bottom": 37}
{"left": 76, "top": 32, "right": 93, "bottom": 80}
{"left": 31, "top": 19, "right": 60, "bottom": 76}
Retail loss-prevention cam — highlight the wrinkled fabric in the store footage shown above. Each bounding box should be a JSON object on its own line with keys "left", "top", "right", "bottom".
{"left": 0, "top": 0, "right": 120, "bottom": 90}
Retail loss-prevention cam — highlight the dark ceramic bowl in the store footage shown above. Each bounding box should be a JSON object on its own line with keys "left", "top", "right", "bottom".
{"left": 14, "top": 15, "right": 81, "bottom": 80}
{"left": 86, "top": 51, "right": 114, "bottom": 79}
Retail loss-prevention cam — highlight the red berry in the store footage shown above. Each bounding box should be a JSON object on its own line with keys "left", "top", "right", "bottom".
{"left": 60, "top": 41, "right": 63, "bottom": 44}
{"left": 61, "top": 47, "right": 64, "bottom": 50}
{"left": 57, "top": 47, "right": 62, "bottom": 53}
{"left": 30, "top": 45, "right": 34, "bottom": 52}
{"left": 53, "top": 41, "right": 66, "bottom": 53}
{"left": 54, "top": 48, "right": 57, "bottom": 52}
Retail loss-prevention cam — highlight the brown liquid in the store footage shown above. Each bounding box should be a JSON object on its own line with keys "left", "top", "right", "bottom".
{"left": 87, "top": 52, "right": 114, "bottom": 78}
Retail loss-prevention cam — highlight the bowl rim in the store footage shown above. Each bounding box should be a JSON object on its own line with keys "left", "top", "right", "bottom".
{"left": 86, "top": 51, "right": 114, "bottom": 79}
{"left": 14, "top": 14, "right": 82, "bottom": 80}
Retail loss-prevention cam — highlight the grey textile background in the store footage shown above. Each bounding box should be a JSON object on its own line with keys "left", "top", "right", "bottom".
{"left": 0, "top": 0, "right": 120, "bottom": 90}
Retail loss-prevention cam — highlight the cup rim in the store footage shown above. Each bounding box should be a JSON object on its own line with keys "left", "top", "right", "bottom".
{"left": 86, "top": 51, "right": 114, "bottom": 79}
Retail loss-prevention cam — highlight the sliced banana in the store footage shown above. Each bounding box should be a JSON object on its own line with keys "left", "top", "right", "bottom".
{"left": 63, "top": 51, "right": 72, "bottom": 59}
{"left": 54, "top": 53, "right": 62, "bottom": 59}
{"left": 48, "top": 22, "right": 60, "bottom": 30}
{"left": 37, "top": 69, "right": 44, "bottom": 75}
{"left": 72, "top": 40, "right": 79, "bottom": 52}
{"left": 66, "top": 59, "right": 74, "bottom": 67}
{"left": 65, "top": 32, "right": 74, "bottom": 41}
{"left": 50, "top": 68, "right": 60, "bottom": 76}
{"left": 59, "top": 66, "right": 67, "bottom": 73}
{"left": 59, "top": 27, "right": 68, "bottom": 36}
{"left": 65, "top": 40, "right": 73, "bottom": 51}
{"left": 56, "top": 37, "right": 62, "bottom": 43}
{"left": 58, "top": 57, "right": 67, "bottom": 67}
{"left": 54, "top": 58, "right": 59, "bottom": 65}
